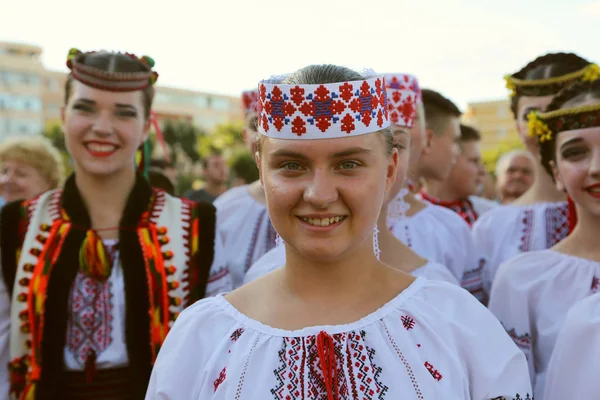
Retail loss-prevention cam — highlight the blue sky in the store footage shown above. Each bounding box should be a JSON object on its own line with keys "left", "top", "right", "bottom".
{"left": 2, "top": 0, "right": 599, "bottom": 109}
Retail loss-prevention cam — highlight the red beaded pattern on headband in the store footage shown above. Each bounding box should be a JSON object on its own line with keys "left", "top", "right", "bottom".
{"left": 257, "top": 77, "right": 389, "bottom": 139}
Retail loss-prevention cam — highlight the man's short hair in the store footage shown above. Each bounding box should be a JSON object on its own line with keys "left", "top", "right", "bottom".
{"left": 202, "top": 148, "right": 223, "bottom": 168}
{"left": 459, "top": 124, "right": 481, "bottom": 142}
{"left": 422, "top": 89, "right": 462, "bottom": 135}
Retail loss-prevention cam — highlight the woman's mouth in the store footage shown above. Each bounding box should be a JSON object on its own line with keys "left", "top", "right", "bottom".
{"left": 84, "top": 142, "right": 119, "bottom": 157}
{"left": 299, "top": 216, "right": 347, "bottom": 227}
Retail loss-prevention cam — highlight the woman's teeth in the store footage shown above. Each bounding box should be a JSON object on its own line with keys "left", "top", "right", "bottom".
{"left": 301, "top": 216, "right": 345, "bottom": 226}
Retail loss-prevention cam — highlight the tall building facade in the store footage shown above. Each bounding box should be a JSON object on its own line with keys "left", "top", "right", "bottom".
{"left": 462, "top": 99, "right": 518, "bottom": 151}
{"left": 0, "top": 41, "right": 243, "bottom": 142}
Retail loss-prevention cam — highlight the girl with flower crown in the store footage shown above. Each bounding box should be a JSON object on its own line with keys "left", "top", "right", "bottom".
{"left": 0, "top": 49, "right": 231, "bottom": 399}
{"left": 472, "top": 53, "right": 599, "bottom": 299}
{"left": 146, "top": 64, "right": 531, "bottom": 400}
{"left": 489, "top": 78, "right": 600, "bottom": 399}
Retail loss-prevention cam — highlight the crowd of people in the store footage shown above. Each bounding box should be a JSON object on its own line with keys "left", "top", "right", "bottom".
{"left": 0, "top": 47, "right": 598, "bottom": 399}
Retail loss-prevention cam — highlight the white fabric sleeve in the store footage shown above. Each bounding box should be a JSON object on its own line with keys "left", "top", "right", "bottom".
{"left": 543, "top": 294, "right": 600, "bottom": 400}
{"left": 488, "top": 259, "right": 536, "bottom": 390}
{"left": 204, "top": 231, "right": 232, "bottom": 297}
{"left": 146, "top": 298, "right": 233, "bottom": 400}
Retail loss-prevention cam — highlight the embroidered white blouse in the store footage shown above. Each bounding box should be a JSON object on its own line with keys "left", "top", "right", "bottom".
{"left": 388, "top": 202, "right": 483, "bottom": 300}
{"left": 214, "top": 185, "right": 277, "bottom": 289}
{"left": 542, "top": 293, "right": 600, "bottom": 400}
{"left": 146, "top": 277, "right": 532, "bottom": 400}
{"left": 244, "top": 246, "right": 459, "bottom": 286}
{"left": 488, "top": 250, "right": 600, "bottom": 399}
{"left": 471, "top": 201, "right": 569, "bottom": 297}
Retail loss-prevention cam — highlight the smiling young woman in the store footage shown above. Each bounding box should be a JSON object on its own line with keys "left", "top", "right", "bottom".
{"left": 146, "top": 64, "right": 531, "bottom": 399}
{"left": 0, "top": 49, "right": 231, "bottom": 399}
{"left": 472, "top": 53, "right": 598, "bottom": 298}
{"left": 489, "top": 78, "right": 600, "bottom": 399}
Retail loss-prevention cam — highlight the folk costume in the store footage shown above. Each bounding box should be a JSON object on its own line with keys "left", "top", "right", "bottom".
{"left": 473, "top": 61, "right": 600, "bottom": 298}
{"left": 488, "top": 101, "right": 600, "bottom": 399}
{"left": 147, "top": 75, "right": 532, "bottom": 399}
{"left": 382, "top": 74, "right": 483, "bottom": 301}
{"left": 213, "top": 88, "right": 277, "bottom": 289}
{"left": 0, "top": 49, "right": 231, "bottom": 400}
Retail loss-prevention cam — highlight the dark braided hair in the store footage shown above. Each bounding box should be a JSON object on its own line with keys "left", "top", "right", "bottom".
{"left": 509, "top": 53, "right": 591, "bottom": 118}
{"left": 539, "top": 79, "right": 600, "bottom": 179}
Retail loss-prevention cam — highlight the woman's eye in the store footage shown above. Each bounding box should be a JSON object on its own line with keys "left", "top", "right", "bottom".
{"left": 116, "top": 111, "right": 137, "bottom": 118}
{"left": 339, "top": 161, "right": 360, "bottom": 170}
{"left": 281, "top": 162, "right": 302, "bottom": 171}
{"left": 561, "top": 148, "right": 588, "bottom": 160}
{"left": 73, "top": 104, "right": 92, "bottom": 112}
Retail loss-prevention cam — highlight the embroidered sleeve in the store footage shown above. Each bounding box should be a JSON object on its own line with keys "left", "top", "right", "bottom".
{"left": 488, "top": 261, "right": 536, "bottom": 389}
{"left": 205, "top": 231, "right": 232, "bottom": 297}
{"left": 446, "top": 288, "right": 533, "bottom": 399}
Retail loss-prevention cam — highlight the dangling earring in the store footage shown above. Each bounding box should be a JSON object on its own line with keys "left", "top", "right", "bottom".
{"left": 372, "top": 225, "right": 381, "bottom": 261}
{"left": 275, "top": 233, "right": 285, "bottom": 248}
{"left": 387, "top": 187, "right": 411, "bottom": 225}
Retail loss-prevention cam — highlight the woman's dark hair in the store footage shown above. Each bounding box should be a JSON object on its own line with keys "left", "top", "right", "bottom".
{"left": 147, "top": 169, "right": 176, "bottom": 196}
{"left": 509, "top": 53, "right": 590, "bottom": 118}
{"left": 64, "top": 52, "right": 155, "bottom": 118}
{"left": 539, "top": 79, "right": 600, "bottom": 179}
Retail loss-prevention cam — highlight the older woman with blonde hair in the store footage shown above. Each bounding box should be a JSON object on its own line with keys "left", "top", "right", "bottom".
{"left": 0, "top": 135, "right": 65, "bottom": 203}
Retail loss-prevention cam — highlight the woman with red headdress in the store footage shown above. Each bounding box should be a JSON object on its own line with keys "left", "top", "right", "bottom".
{"left": 147, "top": 64, "right": 531, "bottom": 399}
{"left": 489, "top": 78, "right": 600, "bottom": 399}
{"left": 0, "top": 48, "right": 231, "bottom": 399}
{"left": 244, "top": 72, "right": 459, "bottom": 287}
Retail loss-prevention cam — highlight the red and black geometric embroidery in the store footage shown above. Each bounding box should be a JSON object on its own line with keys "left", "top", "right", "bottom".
{"left": 424, "top": 361, "right": 443, "bottom": 381}
{"left": 401, "top": 315, "right": 416, "bottom": 330}
{"left": 545, "top": 203, "right": 569, "bottom": 248}
{"left": 230, "top": 328, "right": 245, "bottom": 342}
{"left": 214, "top": 367, "right": 226, "bottom": 392}
{"left": 591, "top": 276, "right": 600, "bottom": 294}
{"left": 271, "top": 331, "right": 389, "bottom": 400}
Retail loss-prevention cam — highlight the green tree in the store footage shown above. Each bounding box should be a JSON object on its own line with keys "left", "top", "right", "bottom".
{"left": 42, "top": 121, "right": 72, "bottom": 175}
{"left": 197, "top": 121, "right": 245, "bottom": 159}
{"left": 162, "top": 120, "right": 204, "bottom": 163}
{"left": 482, "top": 135, "right": 525, "bottom": 175}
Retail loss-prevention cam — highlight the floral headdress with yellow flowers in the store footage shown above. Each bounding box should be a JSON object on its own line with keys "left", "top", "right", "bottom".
{"left": 66, "top": 48, "right": 159, "bottom": 91}
{"left": 528, "top": 103, "right": 600, "bottom": 142}
{"left": 505, "top": 63, "right": 599, "bottom": 98}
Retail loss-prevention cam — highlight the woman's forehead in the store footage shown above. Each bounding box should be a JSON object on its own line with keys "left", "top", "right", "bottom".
{"left": 263, "top": 134, "right": 381, "bottom": 156}
{"left": 71, "top": 80, "right": 143, "bottom": 106}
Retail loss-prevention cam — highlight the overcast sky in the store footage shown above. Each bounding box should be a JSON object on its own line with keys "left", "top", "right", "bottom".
{"left": 2, "top": 0, "right": 599, "bottom": 109}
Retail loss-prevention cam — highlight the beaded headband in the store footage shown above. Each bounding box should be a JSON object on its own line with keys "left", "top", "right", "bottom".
{"left": 241, "top": 89, "right": 259, "bottom": 114}
{"left": 504, "top": 63, "right": 599, "bottom": 98}
{"left": 528, "top": 103, "right": 600, "bottom": 142}
{"left": 257, "top": 76, "right": 389, "bottom": 139}
{"left": 384, "top": 73, "right": 421, "bottom": 128}
{"left": 66, "top": 48, "right": 159, "bottom": 92}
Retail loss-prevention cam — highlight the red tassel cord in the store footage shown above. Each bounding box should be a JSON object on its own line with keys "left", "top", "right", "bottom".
{"left": 317, "top": 331, "right": 338, "bottom": 400}
{"left": 85, "top": 349, "right": 97, "bottom": 383}
{"left": 567, "top": 195, "right": 578, "bottom": 235}
{"left": 150, "top": 111, "right": 170, "bottom": 164}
